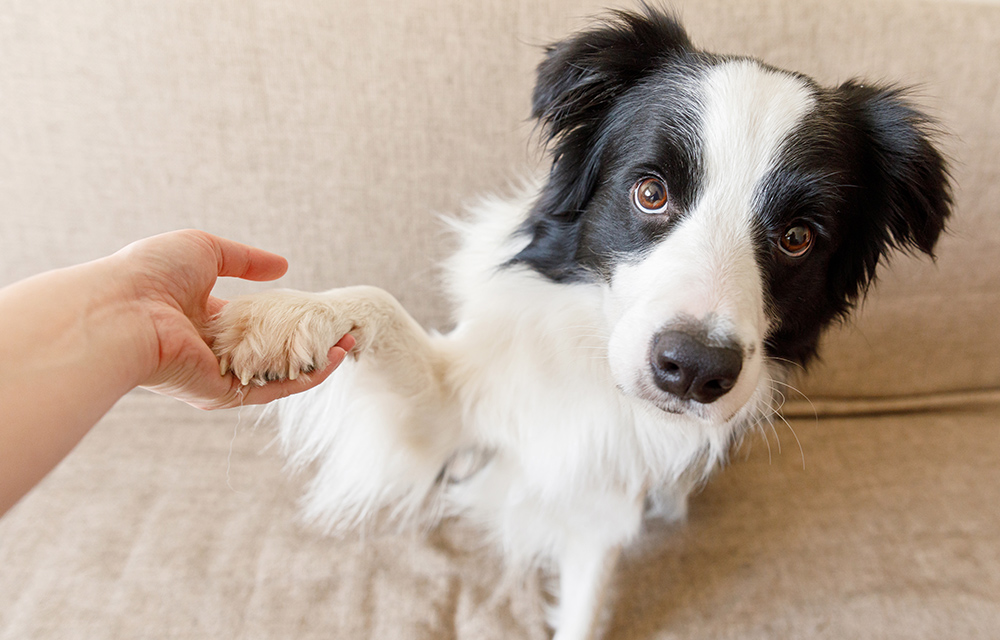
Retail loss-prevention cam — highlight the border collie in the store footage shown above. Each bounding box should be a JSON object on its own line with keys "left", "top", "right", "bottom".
{"left": 210, "top": 9, "right": 950, "bottom": 639}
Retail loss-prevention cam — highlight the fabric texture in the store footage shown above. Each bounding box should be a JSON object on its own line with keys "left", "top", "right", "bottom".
{"left": 1, "top": 0, "right": 999, "bottom": 638}
{"left": 2, "top": 393, "right": 997, "bottom": 639}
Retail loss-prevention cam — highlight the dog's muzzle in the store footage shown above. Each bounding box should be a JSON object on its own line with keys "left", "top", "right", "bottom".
{"left": 649, "top": 329, "right": 743, "bottom": 404}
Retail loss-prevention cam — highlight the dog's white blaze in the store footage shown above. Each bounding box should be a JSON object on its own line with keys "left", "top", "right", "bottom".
{"left": 608, "top": 60, "right": 816, "bottom": 421}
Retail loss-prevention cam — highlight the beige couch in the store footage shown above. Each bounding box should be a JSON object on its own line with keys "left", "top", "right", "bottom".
{"left": 2, "top": 0, "right": 998, "bottom": 638}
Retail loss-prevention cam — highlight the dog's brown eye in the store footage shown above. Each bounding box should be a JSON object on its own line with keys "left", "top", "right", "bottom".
{"left": 779, "top": 223, "right": 814, "bottom": 258}
{"left": 632, "top": 177, "right": 670, "bottom": 214}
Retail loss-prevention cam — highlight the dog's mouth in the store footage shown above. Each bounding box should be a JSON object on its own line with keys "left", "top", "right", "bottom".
{"left": 632, "top": 376, "right": 754, "bottom": 423}
{"left": 631, "top": 380, "right": 702, "bottom": 418}
{"left": 646, "top": 394, "right": 686, "bottom": 415}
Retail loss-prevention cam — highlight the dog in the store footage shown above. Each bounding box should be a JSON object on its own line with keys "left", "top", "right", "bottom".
{"left": 209, "top": 8, "right": 951, "bottom": 639}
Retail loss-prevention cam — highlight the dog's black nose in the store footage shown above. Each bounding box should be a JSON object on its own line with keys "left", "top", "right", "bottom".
{"left": 650, "top": 330, "right": 743, "bottom": 404}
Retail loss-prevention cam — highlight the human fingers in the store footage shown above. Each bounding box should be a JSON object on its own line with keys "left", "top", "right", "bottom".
{"left": 206, "top": 232, "right": 289, "bottom": 282}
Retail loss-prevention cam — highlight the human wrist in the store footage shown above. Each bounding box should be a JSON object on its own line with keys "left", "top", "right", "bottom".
{"left": 83, "top": 253, "right": 163, "bottom": 390}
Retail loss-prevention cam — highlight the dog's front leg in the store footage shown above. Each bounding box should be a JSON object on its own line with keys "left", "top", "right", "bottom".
{"left": 210, "top": 286, "right": 458, "bottom": 530}
{"left": 551, "top": 493, "right": 645, "bottom": 640}
{"left": 209, "top": 285, "right": 438, "bottom": 395}
{"left": 553, "top": 540, "right": 623, "bottom": 640}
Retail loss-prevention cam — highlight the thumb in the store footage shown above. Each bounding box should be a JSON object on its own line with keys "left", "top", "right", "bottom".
{"left": 209, "top": 234, "right": 289, "bottom": 282}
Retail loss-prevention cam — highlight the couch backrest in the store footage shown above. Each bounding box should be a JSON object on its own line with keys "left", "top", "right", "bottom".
{"left": 1, "top": 0, "right": 997, "bottom": 410}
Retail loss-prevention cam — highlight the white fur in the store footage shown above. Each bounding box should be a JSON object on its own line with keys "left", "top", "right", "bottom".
{"left": 209, "top": 59, "right": 813, "bottom": 640}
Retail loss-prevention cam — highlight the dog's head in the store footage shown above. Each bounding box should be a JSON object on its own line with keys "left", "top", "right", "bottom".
{"left": 514, "top": 9, "right": 951, "bottom": 422}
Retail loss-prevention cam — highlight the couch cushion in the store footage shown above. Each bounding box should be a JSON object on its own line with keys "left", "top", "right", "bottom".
{"left": 1, "top": 392, "right": 998, "bottom": 638}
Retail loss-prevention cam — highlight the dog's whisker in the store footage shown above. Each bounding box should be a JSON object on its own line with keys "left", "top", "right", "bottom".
{"left": 770, "top": 378, "right": 819, "bottom": 422}
{"left": 759, "top": 420, "right": 773, "bottom": 464}
{"left": 767, "top": 355, "right": 808, "bottom": 373}
{"left": 774, "top": 409, "right": 806, "bottom": 470}
{"left": 735, "top": 377, "right": 794, "bottom": 464}
{"left": 768, "top": 415, "right": 782, "bottom": 456}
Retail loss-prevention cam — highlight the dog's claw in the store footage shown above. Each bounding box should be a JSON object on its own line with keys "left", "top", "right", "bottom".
{"left": 239, "top": 371, "right": 252, "bottom": 386}
{"left": 288, "top": 364, "right": 299, "bottom": 381}
{"left": 220, "top": 354, "right": 230, "bottom": 377}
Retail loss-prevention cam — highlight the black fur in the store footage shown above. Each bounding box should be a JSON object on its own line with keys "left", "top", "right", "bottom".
{"left": 514, "top": 7, "right": 697, "bottom": 281}
{"left": 512, "top": 8, "right": 951, "bottom": 366}
{"left": 756, "top": 82, "right": 952, "bottom": 363}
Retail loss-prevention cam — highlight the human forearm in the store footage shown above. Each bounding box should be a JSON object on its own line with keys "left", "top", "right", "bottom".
{"left": 0, "top": 257, "right": 155, "bottom": 515}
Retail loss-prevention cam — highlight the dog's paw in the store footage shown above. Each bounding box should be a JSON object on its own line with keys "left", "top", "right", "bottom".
{"left": 209, "top": 290, "right": 352, "bottom": 386}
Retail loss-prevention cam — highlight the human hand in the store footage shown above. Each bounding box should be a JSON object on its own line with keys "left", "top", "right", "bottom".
{"left": 108, "top": 230, "right": 352, "bottom": 409}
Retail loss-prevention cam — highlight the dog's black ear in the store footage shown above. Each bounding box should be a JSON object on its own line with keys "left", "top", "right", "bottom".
{"left": 533, "top": 8, "right": 692, "bottom": 218}
{"left": 533, "top": 8, "right": 692, "bottom": 136}
{"left": 514, "top": 8, "right": 693, "bottom": 280}
{"left": 833, "top": 81, "right": 952, "bottom": 301}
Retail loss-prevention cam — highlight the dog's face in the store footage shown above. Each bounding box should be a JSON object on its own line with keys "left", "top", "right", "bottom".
{"left": 514, "top": 10, "right": 951, "bottom": 423}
